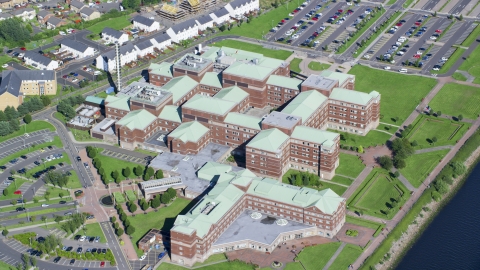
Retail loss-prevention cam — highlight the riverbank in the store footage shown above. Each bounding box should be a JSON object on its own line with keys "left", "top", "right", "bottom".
{"left": 378, "top": 145, "right": 480, "bottom": 269}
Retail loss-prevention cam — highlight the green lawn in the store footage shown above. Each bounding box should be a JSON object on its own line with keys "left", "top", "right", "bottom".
{"left": 387, "top": 0, "right": 397, "bottom": 4}
{"left": 193, "top": 253, "right": 227, "bottom": 267}
{"left": 0, "top": 55, "right": 19, "bottom": 70}
{"left": 87, "top": 16, "right": 132, "bottom": 35}
{"left": 156, "top": 261, "right": 255, "bottom": 270}
{"left": 429, "top": 83, "right": 480, "bottom": 119}
{"left": 452, "top": 72, "right": 467, "bottom": 81}
{"left": 225, "top": 4, "right": 291, "bottom": 39}
{"left": 125, "top": 190, "right": 137, "bottom": 201}
{"left": 44, "top": 186, "right": 70, "bottom": 199}
{"left": 0, "top": 121, "right": 55, "bottom": 143}
{"left": 112, "top": 191, "right": 125, "bottom": 203}
{"left": 406, "top": 115, "right": 471, "bottom": 149}
{"left": 25, "top": 37, "right": 54, "bottom": 50}
{"left": 26, "top": 152, "right": 70, "bottom": 178}
{"left": 400, "top": 149, "right": 449, "bottom": 188}
{"left": 346, "top": 216, "right": 384, "bottom": 236}
{"left": 347, "top": 169, "right": 411, "bottom": 219}
{"left": 0, "top": 259, "right": 15, "bottom": 269}
{"left": 376, "top": 123, "right": 397, "bottom": 134}
{"left": 333, "top": 129, "right": 392, "bottom": 148}
{"left": 459, "top": 42, "right": 480, "bottom": 83}
{"left": 290, "top": 58, "right": 303, "bottom": 73}
{"left": 336, "top": 153, "right": 366, "bottom": 178}
{"left": 307, "top": 61, "right": 331, "bottom": 71}
{"left": 329, "top": 244, "right": 363, "bottom": 270}
{"left": 71, "top": 128, "right": 103, "bottom": 142}
{"left": 0, "top": 179, "right": 27, "bottom": 200}
{"left": 131, "top": 198, "right": 191, "bottom": 257}
{"left": 331, "top": 175, "right": 354, "bottom": 186}
{"left": 283, "top": 262, "right": 304, "bottom": 270}
{"left": 0, "top": 135, "right": 63, "bottom": 166}
{"left": 95, "top": 150, "right": 143, "bottom": 183}
{"left": 282, "top": 170, "right": 347, "bottom": 195}
{"left": 81, "top": 223, "right": 107, "bottom": 243}
{"left": 211, "top": 39, "right": 292, "bottom": 60}
{"left": 66, "top": 171, "right": 83, "bottom": 189}
{"left": 349, "top": 65, "right": 436, "bottom": 124}
{"left": 431, "top": 48, "right": 466, "bottom": 74}
{"left": 297, "top": 242, "right": 341, "bottom": 270}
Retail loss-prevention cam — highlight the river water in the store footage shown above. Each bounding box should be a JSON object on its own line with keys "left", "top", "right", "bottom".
{"left": 396, "top": 164, "right": 480, "bottom": 270}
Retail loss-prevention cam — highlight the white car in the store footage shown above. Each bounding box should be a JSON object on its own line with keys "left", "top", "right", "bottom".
{"left": 292, "top": 34, "right": 299, "bottom": 39}
{"left": 390, "top": 60, "right": 396, "bottom": 64}
{"left": 41, "top": 204, "right": 49, "bottom": 207}
{"left": 432, "top": 67, "right": 440, "bottom": 71}
{"left": 59, "top": 31, "right": 66, "bottom": 36}
{"left": 94, "top": 71, "right": 102, "bottom": 75}
{"left": 2, "top": 64, "right": 8, "bottom": 68}
{"left": 441, "top": 57, "right": 448, "bottom": 61}
{"left": 79, "top": 236, "right": 86, "bottom": 242}
{"left": 72, "top": 78, "right": 78, "bottom": 83}
{"left": 364, "top": 54, "right": 370, "bottom": 59}
{"left": 430, "top": 36, "right": 437, "bottom": 40}
{"left": 139, "top": 254, "right": 147, "bottom": 261}
{"left": 384, "top": 66, "right": 391, "bottom": 70}
{"left": 18, "top": 53, "right": 24, "bottom": 58}
{"left": 347, "top": 2, "right": 352, "bottom": 5}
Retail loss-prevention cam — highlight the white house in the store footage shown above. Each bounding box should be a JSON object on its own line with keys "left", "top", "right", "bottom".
{"left": 0, "top": 13, "right": 13, "bottom": 21}
{"left": 134, "top": 39, "right": 155, "bottom": 58}
{"left": 210, "top": 7, "right": 230, "bottom": 25}
{"left": 60, "top": 39, "right": 95, "bottom": 58}
{"left": 195, "top": 15, "right": 214, "bottom": 31}
{"left": 166, "top": 18, "right": 198, "bottom": 43}
{"left": 12, "top": 7, "right": 36, "bottom": 21}
{"left": 225, "top": 0, "right": 259, "bottom": 17}
{"left": 149, "top": 33, "right": 171, "bottom": 51}
{"left": 95, "top": 42, "right": 138, "bottom": 72}
{"left": 132, "top": 15, "right": 160, "bottom": 33}
{"left": 23, "top": 51, "right": 59, "bottom": 70}
{"left": 101, "top": 27, "right": 129, "bottom": 45}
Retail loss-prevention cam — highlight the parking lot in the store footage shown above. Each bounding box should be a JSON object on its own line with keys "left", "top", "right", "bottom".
{"left": 0, "top": 130, "right": 55, "bottom": 157}
{"left": 129, "top": 244, "right": 166, "bottom": 270}
{"left": 100, "top": 149, "right": 148, "bottom": 165}
{"left": 2, "top": 147, "right": 62, "bottom": 170}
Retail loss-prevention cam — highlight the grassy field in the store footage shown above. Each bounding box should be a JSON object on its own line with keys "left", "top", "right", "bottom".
{"left": 347, "top": 169, "right": 411, "bottom": 219}
{"left": 131, "top": 198, "right": 191, "bottom": 257}
{"left": 349, "top": 65, "right": 436, "bottom": 124}
{"left": 87, "top": 16, "right": 132, "bottom": 35}
{"left": 0, "top": 120, "right": 55, "bottom": 143}
{"left": 334, "top": 129, "right": 392, "bottom": 148}
{"left": 459, "top": 42, "right": 480, "bottom": 83}
{"left": 329, "top": 244, "right": 363, "bottom": 270}
{"left": 66, "top": 171, "right": 83, "bottom": 189}
{"left": 95, "top": 149, "right": 143, "bottom": 183}
{"left": 428, "top": 83, "right": 480, "bottom": 119}
{"left": 336, "top": 153, "right": 366, "bottom": 178}
{"left": 406, "top": 115, "right": 472, "bottom": 148}
{"left": 346, "top": 216, "right": 385, "bottom": 236}
{"left": 25, "top": 37, "right": 54, "bottom": 50}
{"left": 331, "top": 175, "right": 354, "bottom": 186}
{"left": 0, "top": 55, "right": 19, "bottom": 70}
{"left": 283, "top": 263, "right": 304, "bottom": 270}
{"left": 125, "top": 190, "right": 137, "bottom": 201}
{"left": 282, "top": 170, "right": 348, "bottom": 195}
{"left": 297, "top": 242, "right": 341, "bottom": 269}
{"left": 71, "top": 128, "right": 103, "bottom": 142}
{"left": 193, "top": 253, "right": 227, "bottom": 267}
{"left": 0, "top": 179, "right": 27, "bottom": 200}
{"left": 400, "top": 149, "right": 449, "bottom": 188}
{"left": 211, "top": 39, "right": 292, "bottom": 60}
{"left": 452, "top": 72, "right": 467, "bottom": 81}
{"left": 113, "top": 191, "right": 125, "bottom": 203}
{"left": 225, "top": 4, "right": 291, "bottom": 39}
{"left": 0, "top": 135, "right": 63, "bottom": 166}
{"left": 307, "top": 61, "right": 331, "bottom": 71}
{"left": 290, "top": 58, "right": 303, "bottom": 73}
{"left": 81, "top": 223, "right": 107, "bottom": 243}
{"left": 156, "top": 261, "right": 256, "bottom": 270}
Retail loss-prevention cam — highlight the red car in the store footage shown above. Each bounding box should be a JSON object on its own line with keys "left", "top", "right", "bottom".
{"left": 281, "top": 19, "right": 285, "bottom": 23}
{"left": 313, "top": 32, "right": 319, "bottom": 36}
{"left": 348, "top": 9, "right": 354, "bottom": 13}
{"left": 415, "top": 22, "right": 421, "bottom": 26}
{"left": 100, "top": 261, "right": 105, "bottom": 267}
{"left": 14, "top": 190, "right": 21, "bottom": 195}
{"left": 20, "top": 47, "right": 26, "bottom": 51}
{"left": 338, "top": 9, "right": 343, "bottom": 13}
{"left": 333, "top": 15, "right": 338, "bottom": 19}
{"left": 413, "top": 54, "right": 421, "bottom": 58}
{"left": 396, "top": 23, "right": 402, "bottom": 26}
{"left": 435, "top": 29, "right": 442, "bottom": 33}
{"left": 312, "top": 17, "right": 318, "bottom": 21}
{"left": 291, "top": 26, "right": 297, "bottom": 30}
{"left": 293, "top": 9, "right": 299, "bottom": 13}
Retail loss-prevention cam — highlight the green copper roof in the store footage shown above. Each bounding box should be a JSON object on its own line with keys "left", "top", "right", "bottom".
{"left": 183, "top": 94, "right": 236, "bottom": 116}
{"left": 223, "top": 61, "right": 273, "bottom": 80}
{"left": 291, "top": 126, "right": 339, "bottom": 145}
{"left": 197, "top": 162, "right": 232, "bottom": 181}
{"left": 161, "top": 76, "right": 198, "bottom": 103}
{"left": 105, "top": 95, "right": 130, "bottom": 111}
{"left": 168, "top": 121, "right": 209, "bottom": 143}
{"left": 224, "top": 112, "right": 262, "bottom": 130}
{"left": 149, "top": 62, "right": 173, "bottom": 78}
{"left": 117, "top": 109, "right": 156, "bottom": 130}
{"left": 200, "top": 72, "right": 222, "bottom": 88}
{"left": 267, "top": 75, "right": 302, "bottom": 90}
{"left": 214, "top": 86, "right": 249, "bottom": 103}
{"left": 247, "top": 128, "right": 289, "bottom": 152}
{"left": 282, "top": 91, "right": 327, "bottom": 123}
{"left": 85, "top": 95, "right": 104, "bottom": 105}
{"left": 320, "top": 70, "right": 354, "bottom": 86}
{"left": 329, "top": 88, "right": 376, "bottom": 106}
{"left": 158, "top": 105, "right": 182, "bottom": 123}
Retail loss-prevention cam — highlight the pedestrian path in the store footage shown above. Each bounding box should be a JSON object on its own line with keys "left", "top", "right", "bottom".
{"left": 343, "top": 167, "right": 373, "bottom": 199}
{"left": 323, "top": 242, "right": 347, "bottom": 270}
{"left": 415, "top": 145, "right": 453, "bottom": 154}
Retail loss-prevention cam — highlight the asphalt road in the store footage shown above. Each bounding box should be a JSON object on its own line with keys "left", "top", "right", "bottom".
{"left": 390, "top": 0, "right": 407, "bottom": 9}
{"left": 100, "top": 221, "right": 131, "bottom": 270}
{"left": 0, "top": 201, "right": 75, "bottom": 219}
{"left": 449, "top": 0, "right": 472, "bottom": 15}
{"left": 0, "top": 209, "right": 74, "bottom": 226}
{"left": 422, "top": 0, "right": 440, "bottom": 11}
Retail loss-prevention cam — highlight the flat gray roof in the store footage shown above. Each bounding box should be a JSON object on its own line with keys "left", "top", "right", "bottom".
{"left": 262, "top": 111, "right": 300, "bottom": 130}
{"left": 302, "top": 74, "right": 337, "bottom": 91}
{"left": 214, "top": 210, "right": 312, "bottom": 246}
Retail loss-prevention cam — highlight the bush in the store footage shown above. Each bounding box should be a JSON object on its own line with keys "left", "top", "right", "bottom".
{"left": 378, "top": 156, "right": 393, "bottom": 170}
{"left": 346, "top": 229, "right": 359, "bottom": 237}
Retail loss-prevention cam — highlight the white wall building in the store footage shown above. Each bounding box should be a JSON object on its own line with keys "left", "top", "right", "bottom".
{"left": 132, "top": 15, "right": 160, "bottom": 33}
{"left": 195, "top": 15, "right": 214, "bottom": 31}
{"left": 60, "top": 39, "right": 95, "bottom": 58}
{"left": 166, "top": 18, "right": 198, "bottom": 43}
{"left": 134, "top": 40, "right": 155, "bottom": 58}
{"left": 225, "top": 0, "right": 259, "bottom": 18}
{"left": 210, "top": 8, "right": 230, "bottom": 25}
{"left": 13, "top": 7, "right": 36, "bottom": 21}
{"left": 95, "top": 42, "right": 138, "bottom": 72}
{"left": 150, "top": 33, "right": 172, "bottom": 51}
{"left": 101, "top": 27, "right": 129, "bottom": 45}
{"left": 23, "top": 51, "right": 59, "bottom": 70}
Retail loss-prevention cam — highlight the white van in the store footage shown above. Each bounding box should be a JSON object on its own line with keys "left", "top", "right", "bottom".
{"left": 399, "top": 68, "right": 407, "bottom": 73}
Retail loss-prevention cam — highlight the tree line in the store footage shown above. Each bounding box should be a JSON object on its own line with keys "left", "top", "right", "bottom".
{"left": 0, "top": 96, "right": 51, "bottom": 137}
{"left": 57, "top": 95, "right": 85, "bottom": 121}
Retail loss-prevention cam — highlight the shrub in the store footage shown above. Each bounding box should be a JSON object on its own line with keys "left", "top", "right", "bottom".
{"left": 346, "top": 229, "right": 359, "bottom": 237}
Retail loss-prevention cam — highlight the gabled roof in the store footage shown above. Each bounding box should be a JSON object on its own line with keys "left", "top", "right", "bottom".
{"left": 117, "top": 109, "right": 157, "bottom": 131}
{"left": 70, "top": 0, "right": 85, "bottom": 9}
{"left": 62, "top": 39, "right": 90, "bottom": 53}
{"left": 97, "top": 2, "right": 122, "bottom": 13}
{"left": 282, "top": 90, "right": 328, "bottom": 124}
{"left": 85, "top": 95, "right": 104, "bottom": 105}
{"left": 161, "top": 75, "right": 198, "bottom": 103}
{"left": 37, "top": 10, "right": 51, "bottom": 18}
{"left": 267, "top": 75, "right": 302, "bottom": 90}
{"left": 105, "top": 95, "right": 130, "bottom": 111}
{"left": 214, "top": 86, "right": 248, "bottom": 103}
{"left": 199, "top": 72, "right": 222, "bottom": 88}
{"left": 80, "top": 7, "right": 97, "bottom": 16}
{"left": 149, "top": 62, "right": 173, "bottom": 78}
{"left": 12, "top": 7, "right": 35, "bottom": 15}
{"left": 152, "top": 33, "right": 171, "bottom": 44}
{"left": 291, "top": 126, "right": 339, "bottom": 146}
{"left": 182, "top": 94, "right": 236, "bottom": 116}
{"left": 158, "top": 105, "right": 182, "bottom": 123}
{"left": 230, "top": 0, "right": 254, "bottom": 9}
{"left": 196, "top": 15, "right": 213, "bottom": 25}
{"left": 247, "top": 128, "right": 289, "bottom": 152}
{"left": 102, "top": 27, "right": 126, "bottom": 39}
{"left": 329, "top": 88, "right": 378, "bottom": 106}
{"left": 24, "top": 51, "right": 53, "bottom": 66}
{"left": 320, "top": 70, "right": 354, "bottom": 86}
{"left": 168, "top": 121, "right": 209, "bottom": 143}
{"left": 100, "top": 42, "right": 136, "bottom": 61}
{"left": 132, "top": 15, "right": 156, "bottom": 27}
{"left": 214, "top": 7, "right": 230, "bottom": 17}
{"left": 0, "top": 70, "right": 55, "bottom": 97}
{"left": 47, "top": 16, "right": 63, "bottom": 26}
{"left": 170, "top": 18, "right": 197, "bottom": 34}
{"left": 135, "top": 39, "right": 153, "bottom": 51}
{"left": 223, "top": 61, "right": 273, "bottom": 81}
{"left": 224, "top": 112, "right": 261, "bottom": 130}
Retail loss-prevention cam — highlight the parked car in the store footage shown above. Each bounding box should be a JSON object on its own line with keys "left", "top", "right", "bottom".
{"left": 53, "top": 257, "right": 61, "bottom": 263}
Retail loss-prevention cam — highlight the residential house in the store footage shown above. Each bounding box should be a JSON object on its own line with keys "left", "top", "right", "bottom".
{"left": 166, "top": 18, "right": 198, "bottom": 43}
{"left": 210, "top": 7, "right": 230, "bottom": 25}
{"left": 96, "top": 2, "right": 122, "bottom": 13}
{"left": 95, "top": 42, "right": 138, "bottom": 72}
{"left": 69, "top": 0, "right": 85, "bottom": 12}
{"left": 46, "top": 16, "right": 68, "bottom": 29}
{"left": 101, "top": 27, "right": 128, "bottom": 45}
{"left": 13, "top": 7, "right": 36, "bottom": 21}
{"left": 79, "top": 7, "right": 100, "bottom": 21}
{"left": 60, "top": 39, "right": 95, "bottom": 58}
{"left": 134, "top": 39, "right": 155, "bottom": 58}
{"left": 195, "top": 15, "right": 213, "bottom": 31}
{"left": 225, "top": 0, "right": 259, "bottom": 18}
{"left": 37, "top": 10, "right": 53, "bottom": 24}
{"left": 23, "top": 51, "right": 59, "bottom": 70}
{"left": 0, "top": 0, "right": 22, "bottom": 9}
{"left": 132, "top": 15, "right": 160, "bottom": 33}
{"left": 149, "top": 33, "right": 171, "bottom": 51}
{"left": 0, "top": 13, "right": 12, "bottom": 21}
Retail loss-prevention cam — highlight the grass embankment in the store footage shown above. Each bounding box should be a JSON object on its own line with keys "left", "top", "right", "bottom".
{"left": 0, "top": 121, "right": 55, "bottom": 143}
{"left": 211, "top": 39, "right": 292, "bottom": 60}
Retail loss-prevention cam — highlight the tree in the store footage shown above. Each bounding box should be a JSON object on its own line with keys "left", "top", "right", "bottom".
{"left": 431, "top": 136, "right": 437, "bottom": 145}
{"left": 40, "top": 95, "right": 51, "bottom": 107}
{"left": 393, "top": 157, "right": 406, "bottom": 169}
{"left": 22, "top": 253, "right": 29, "bottom": 269}
{"left": 411, "top": 140, "right": 418, "bottom": 147}
{"left": 2, "top": 229, "right": 8, "bottom": 236}
{"left": 54, "top": 216, "right": 63, "bottom": 224}
{"left": 123, "top": 167, "right": 131, "bottom": 179}
{"left": 112, "top": 170, "right": 120, "bottom": 184}
{"left": 116, "top": 228, "right": 124, "bottom": 236}
{"left": 450, "top": 161, "right": 466, "bottom": 177}
{"left": 459, "top": 14, "right": 463, "bottom": 21}
{"left": 357, "top": 145, "right": 363, "bottom": 153}
{"left": 160, "top": 193, "right": 170, "bottom": 204}
{"left": 134, "top": 165, "right": 144, "bottom": 177}
{"left": 391, "top": 138, "right": 414, "bottom": 159}
{"left": 126, "top": 225, "right": 135, "bottom": 235}
{"left": 3, "top": 188, "right": 9, "bottom": 196}
{"left": 155, "top": 170, "right": 164, "bottom": 179}
{"left": 9, "top": 119, "right": 20, "bottom": 132}
{"left": 302, "top": 174, "right": 310, "bottom": 186}
{"left": 433, "top": 11, "right": 437, "bottom": 17}
{"left": 436, "top": 111, "right": 442, "bottom": 117}
{"left": 393, "top": 171, "right": 400, "bottom": 178}
{"left": 457, "top": 114, "right": 463, "bottom": 121}
{"left": 151, "top": 195, "right": 161, "bottom": 209}
{"left": 88, "top": 149, "right": 97, "bottom": 158}
{"left": 23, "top": 114, "right": 32, "bottom": 124}
{"left": 378, "top": 156, "right": 393, "bottom": 170}
{"left": 111, "top": 216, "right": 116, "bottom": 223}
{"left": 404, "top": 59, "right": 410, "bottom": 66}
{"left": 30, "top": 216, "right": 36, "bottom": 222}
{"left": 146, "top": 167, "right": 154, "bottom": 179}
{"left": 294, "top": 175, "right": 303, "bottom": 186}
{"left": 30, "top": 256, "right": 36, "bottom": 267}
{"left": 10, "top": 199, "right": 16, "bottom": 205}
{"left": 128, "top": 202, "right": 137, "bottom": 213}
{"left": 140, "top": 198, "right": 149, "bottom": 211}
{"left": 0, "top": 122, "right": 11, "bottom": 136}
{"left": 219, "top": 25, "right": 226, "bottom": 32}
{"left": 41, "top": 216, "right": 47, "bottom": 223}
{"left": 434, "top": 179, "right": 449, "bottom": 194}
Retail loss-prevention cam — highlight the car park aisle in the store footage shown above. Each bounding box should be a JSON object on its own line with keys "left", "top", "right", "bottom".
{"left": 318, "top": 6, "right": 367, "bottom": 49}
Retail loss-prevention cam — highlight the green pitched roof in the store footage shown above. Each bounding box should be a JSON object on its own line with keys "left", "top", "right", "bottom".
{"left": 105, "top": 95, "right": 130, "bottom": 111}
{"left": 223, "top": 61, "right": 273, "bottom": 81}
{"left": 197, "top": 162, "right": 232, "bottom": 181}
{"left": 282, "top": 91, "right": 327, "bottom": 123}
{"left": 214, "top": 86, "right": 249, "bottom": 103}
{"left": 85, "top": 95, "right": 104, "bottom": 105}
{"left": 117, "top": 109, "right": 156, "bottom": 130}
{"left": 247, "top": 128, "right": 289, "bottom": 152}
{"left": 329, "top": 88, "right": 375, "bottom": 106}
{"left": 168, "top": 121, "right": 209, "bottom": 143}
{"left": 267, "top": 75, "right": 302, "bottom": 90}
{"left": 224, "top": 112, "right": 262, "bottom": 130}
{"left": 320, "top": 70, "right": 354, "bottom": 86}
{"left": 158, "top": 105, "right": 182, "bottom": 123}
{"left": 161, "top": 76, "right": 198, "bottom": 103}
{"left": 149, "top": 62, "right": 173, "bottom": 78}
{"left": 200, "top": 72, "right": 222, "bottom": 88}
{"left": 183, "top": 94, "right": 236, "bottom": 116}
{"left": 291, "top": 126, "right": 339, "bottom": 145}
